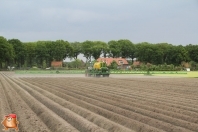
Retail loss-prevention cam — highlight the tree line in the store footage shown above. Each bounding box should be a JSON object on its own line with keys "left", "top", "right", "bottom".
{"left": 0, "top": 36, "right": 198, "bottom": 70}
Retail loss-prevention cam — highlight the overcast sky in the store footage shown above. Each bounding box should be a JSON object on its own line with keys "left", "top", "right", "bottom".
{"left": 1, "top": 0, "right": 198, "bottom": 45}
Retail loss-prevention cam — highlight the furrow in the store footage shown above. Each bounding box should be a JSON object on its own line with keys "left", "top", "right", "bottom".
{"left": 16, "top": 78, "right": 134, "bottom": 132}
{"left": 23, "top": 78, "right": 194, "bottom": 132}
{"left": 9, "top": 77, "right": 108, "bottom": 132}
{"left": 2, "top": 74, "right": 79, "bottom": 132}
{"left": 22, "top": 78, "right": 166, "bottom": 132}
{"left": 32, "top": 80, "right": 197, "bottom": 132}
{"left": 0, "top": 74, "right": 51, "bottom": 132}
{"left": 29, "top": 78, "right": 198, "bottom": 114}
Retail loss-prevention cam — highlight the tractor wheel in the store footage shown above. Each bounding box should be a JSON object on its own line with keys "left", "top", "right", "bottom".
{"left": 96, "top": 74, "right": 100, "bottom": 77}
{"left": 103, "top": 74, "right": 109, "bottom": 77}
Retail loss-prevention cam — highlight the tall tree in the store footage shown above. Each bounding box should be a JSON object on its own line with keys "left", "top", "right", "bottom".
{"left": 186, "top": 44, "right": 198, "bottom": 62}
{"left": 108, "top": 40, "right": 121, "bottom": 58}
{"left": 45, "top": 41, "right": 54, "bottom": 67}
{"left": 35, "top": 41, "right": 49, "bottom": 67}
{"left": 150, "top": 44, "right": 164, "bottom": 64}
{"left": 8, "top": 39, "right": 25, "bottom": 68}
{"left": 166, "top": 45, "right": 189, "bottom": 65}
{"left": 64, "top": 40, "right": 73, "bottom": 59}
{"left": 44, "top": 40, "right": 72, "bottom": 67}
{"left": 135, "top": 42, "right": 152, "bottom": 63}
{"left": 70, "top": 42, "right": 81, "bottom": 60}
{"left": 53, "top": 40, "right": 68, "bottom": 61}
{"left": 81, "top": 40, "right": 94, "bottom": 62}
{"left": 24, "top": 42, "right": 37, "bottom": 67}
{"left": 91, "top": 41, "right": 107, "bottom": 60}
{"left": 118, "top": 39, "right": 135, "bottom": 61}
{"left": 0, "top": 36, "right": 14, "bottom": 68}
{"left": 155, "top": 43, "right": 173, "bottom": 64}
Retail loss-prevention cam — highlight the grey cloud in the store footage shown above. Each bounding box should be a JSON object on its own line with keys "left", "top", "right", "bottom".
{"left": 0, "top": 0, "right": 198, "bottom": 45}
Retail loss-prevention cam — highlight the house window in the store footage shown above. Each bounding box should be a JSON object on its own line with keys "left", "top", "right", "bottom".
{"left": 118, "top": 60, "right": 123, "bottom": 64}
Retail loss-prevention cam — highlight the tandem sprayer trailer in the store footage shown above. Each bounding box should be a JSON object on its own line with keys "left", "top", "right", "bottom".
{"left": 85, "top": 61, "right": 110, "bottom": 77}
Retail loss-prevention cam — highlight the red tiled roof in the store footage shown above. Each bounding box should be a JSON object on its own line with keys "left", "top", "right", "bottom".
{"left": 97, "top": 58, "right": 128, "bottom": 66}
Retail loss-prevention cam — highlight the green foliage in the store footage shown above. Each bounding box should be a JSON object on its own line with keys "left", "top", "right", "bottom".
{"left": 70, "top": 42, "right": 82, "bottom": 59}
{"left": 23, "top": 40, "right": 72, "bottom": 68}
{"left": 81, "top": 40, "right": 93, "bottom": 61}
{"left": 24, "top": 42, "right": 36, "bottom": 67}
{"left": 135, "top": 43, "right": 191, "bottom": 66}
{"left": 135, "top": 42, "right": 164, "bottom": 65}
{"left": 0, "top": 36, "right": 198, "bottom": 71}
{"left": 63, "top": 59, "right": 85, "bottom": 69}
{"left": 166, "top": 45, "right": 189, "bottom": 65}
{"left": 35, "top": 41, "right": 48, "bottom": 67}
{"left": 118, "top": 39, "right": 135, "bottom": 59}
{"left": 108, "top": 60, "right": 118, "bottom": 69}
{"left": 189, "top": 61, "right": 198, "bottom": 71}
{"left": 108, "top": 39, "right": 135, "bottom": 60}
{"left": 134, "top": 63, "right": 186, "bottom": 71}
{"left": 42, "top": 60, "right": 47, "bottom": 69}
{"left": 0, "top": 36, "right": 15, "bottom": 68}
{"left": 186, "top": 44, "right": 198, "bottom": 62}
{"left": 8, "top": 39, "right": 25, "bottom": 68}
{"left": 81, "top": 40, "right": 108, "bottom": 61}
{"left": 53, "top": 40, "right": 68, "bottom": 61}
{"left": 91, "top": 41, "right": 107, "bottom": 60}
{"left": 108, "top": 40, "right": 121, "bottom": 57}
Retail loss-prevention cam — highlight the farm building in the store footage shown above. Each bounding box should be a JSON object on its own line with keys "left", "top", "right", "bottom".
{"left": 133, "top": 61, "right": 141, "bottom": 67}
{"left": 97, "top": 57, "right": 129, "bottom": 69}
{"left": 51, "top": 61, "right": 63, "bottom": 67}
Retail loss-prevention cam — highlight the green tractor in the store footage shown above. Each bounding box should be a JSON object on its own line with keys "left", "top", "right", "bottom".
{"left": 85, "top": 61, "right": 110, "bottom": 77}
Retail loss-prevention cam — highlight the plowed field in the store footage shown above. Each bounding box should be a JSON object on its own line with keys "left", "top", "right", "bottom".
{"left": 0, "top": 72, "right": 198, "bottom": 132}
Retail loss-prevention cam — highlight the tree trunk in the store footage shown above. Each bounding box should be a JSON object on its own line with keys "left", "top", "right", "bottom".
{"left": 0, "top": 62, "right": 2, "bottom": 69}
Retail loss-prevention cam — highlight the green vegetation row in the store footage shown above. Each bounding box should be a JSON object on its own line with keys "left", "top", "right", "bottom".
{"left": 0, "top": 36, "right": 198, "bottom": 70}
{"left": 15, "top": 70, "right": 187, "bottom": 74}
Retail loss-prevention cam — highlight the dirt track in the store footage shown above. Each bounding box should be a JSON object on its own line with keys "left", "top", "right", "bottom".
{"left": 0, "top": 72, "right": 198, "bottom": 132}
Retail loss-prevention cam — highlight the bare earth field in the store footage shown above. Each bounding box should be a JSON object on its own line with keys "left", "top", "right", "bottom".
{"left": 0, "top": 72, "right": 198, "bottom": 132}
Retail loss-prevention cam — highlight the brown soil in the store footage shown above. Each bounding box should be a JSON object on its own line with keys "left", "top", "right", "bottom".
{"left": 0, "top": 72, "right": 198, "bottom": 132}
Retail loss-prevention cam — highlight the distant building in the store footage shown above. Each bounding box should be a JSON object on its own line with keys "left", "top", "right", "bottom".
{"left": 97, "top": 57, "right": 129, "bottom": 69}
{"left": 133, "top": 61, "right": 141, "bottom": 67}
{"left": 51, "top": 61, "right": 63, "bottom": 67}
